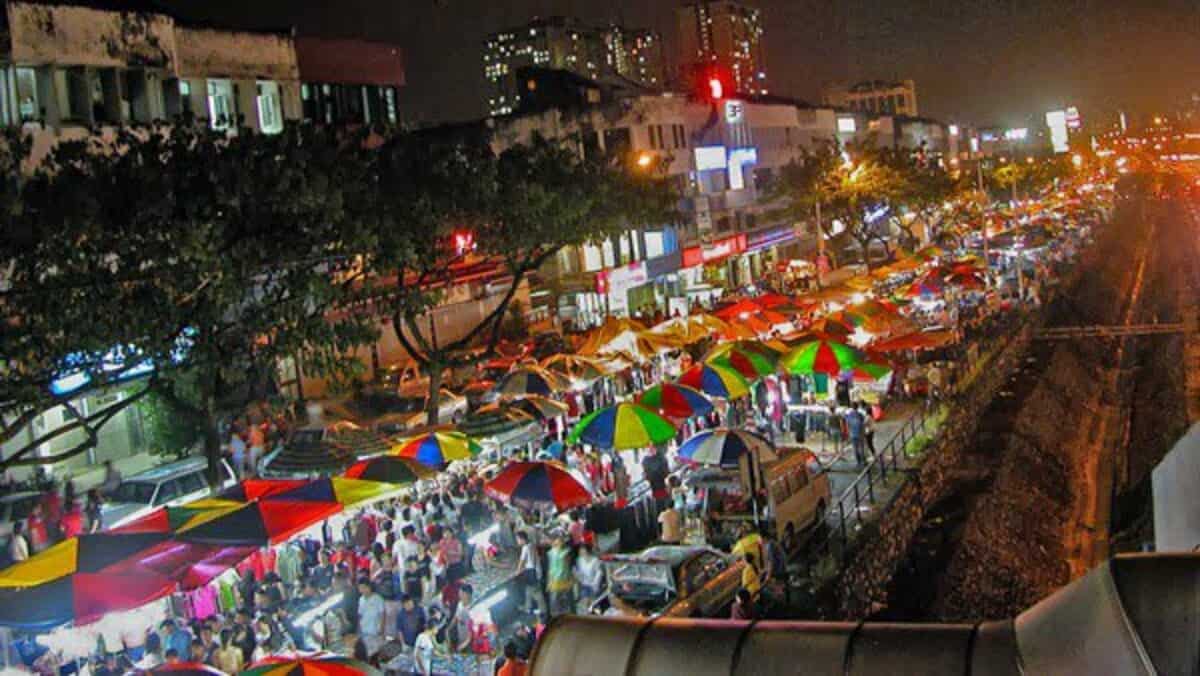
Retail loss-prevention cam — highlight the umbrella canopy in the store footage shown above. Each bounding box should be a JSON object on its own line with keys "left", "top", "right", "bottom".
{"left": 344, "top": 456, "right": 435, "bottom": 484}
{"left": 845, "top": 357, "right": 894, "bottom": 382}
{"left": 392, "top": 430, "right": 481, "bottom": 467}
{"left": 104, "top": 540, "right": 256, "bottom": 590}
{"left": 175, "top": 500, "right": 342, "bottom": 546}
{"left": 677, "top": 429, "right": 779, "bottom": 467}
{"left": 567, "top": 402, "right": 677, "bottom": 450}
{"left": 540, "top": 354, "right": 608, "bottom": 382}
{"left": 458, "top": 404, "right": 539, "bottom": 440}
{"left": 149, "top": 662, "right": 229, "bottom": 676}
{"left": 804, "top": 317, "right": 853, "bottom": 338}
{"left": 903, "top": 274, "right": 945, "bottom": 298}
{"left": 216, "top": 479, "right": 310, "bottom": 502}
{"left": 912, "top": 245, "right": 944, "bottom": 262}
{"left": 242, "top": 653, "right": 381, "bottom": 676}
{"left": 705, "top": 341, "right": 781, "bottom": 379}
{"left": 677, "top": 362, "right": 751, "bottom": 399}
{"left": 268, "top": 477, "right": 397, "bottom": 508}
{"left": 646, "top": 314, "right": 730, "bottom": 345}
{"left": 0, "top": 533, "right": 170, "bottom": 628}
{"left": 869, "top": 330, "right": 956, "bottom": 353}
{"left": 576, "top": 317, "right": 647, "bottom": 355}
{"left": 636, "top": 383, "right": 714, "bottom": 419}
{"left": 945, "top": 270, "right": 986, "bottom": 289}
{"left": 501, "top": 395, "right": 569, "bottom": 420}
{"left": 780, "top": 339, "right": 867, "bottom": 375}
{"left": 495, "top": 366, "right": 571, "bottom": 396}
{"left": 484, "top": 461, "right": 592, "bottom": 512}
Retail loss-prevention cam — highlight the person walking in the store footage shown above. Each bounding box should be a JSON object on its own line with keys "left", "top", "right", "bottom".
{"left": 356, "top": 578, "right": 385, "bottom": 658}
{"left": 573, "top": 543, "right": 604, "bottom": 613}
{"left": 8, "top": 522, "right": 28, "bottom": 562}
{"left": 515, "top": 531, "right": 545, "bottom": 617}
{"left": 545, "top": 535, "right": 574, "bottom": 618}
{"left": 861, "top": 403, "right": 877, "bottom": 458}
{"left": 844, "top": 406, "right": 867, "bottom": 467}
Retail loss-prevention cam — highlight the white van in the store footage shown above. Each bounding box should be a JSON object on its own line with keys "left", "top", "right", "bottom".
{"left": 101, "top": 457, "right": 237, "bottom": 530}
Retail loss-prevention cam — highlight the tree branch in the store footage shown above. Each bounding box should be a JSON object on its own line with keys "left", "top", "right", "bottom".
{"left": 0, "top": 384, "right": 154, "bottom": 469}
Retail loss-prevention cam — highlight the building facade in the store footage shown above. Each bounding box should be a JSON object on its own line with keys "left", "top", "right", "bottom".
{"left": 482, "top": 17, "right": 665, "bottom": 117}
{"left": 605, "top": 26, "right": 665, "bottom": 90}
{"left": 676, "top": 1, "right": 768, "bottom": 97}
{"left": 0, "top": 0, "right": 405, "bottom": 479}
{"left": 824, "top": 79, "right": 919, "bottom": 117}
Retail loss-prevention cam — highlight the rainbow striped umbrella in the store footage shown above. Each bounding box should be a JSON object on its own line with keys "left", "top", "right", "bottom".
{"left": 780, "top": 339, "right": 867, "bottom": 375}
{"left": 241, "top": 653, "right": 380, "bottom": 676}
{"left": 636, "top": 383, "right": 714, "bottom": 419}
{"left": 704, "top": 340, "right": 781, "bottom": 379}
{"left": 485, "top": 461, "right": 592, "bottom": 512}
{"left": 904, "top": 274, "right": 945, "bottom": 298}
{"left": 567, "top": 402, "right": 677, "bottom": 450}
{"left": 150, "top": 663, "right": 229, "bottom": 676}
{"left": 391, "top": 430, "right": 481, "bottom": 467}
{"left": 678, "top": 362, "right": 750, "bottom": 399}
{"left": 677, "top": 429, "right": 778, "bottom": 467}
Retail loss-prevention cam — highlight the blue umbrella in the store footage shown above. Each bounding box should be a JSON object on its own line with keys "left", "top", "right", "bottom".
{"left": 677, "top": 429, "right": 778, "bottom": 467}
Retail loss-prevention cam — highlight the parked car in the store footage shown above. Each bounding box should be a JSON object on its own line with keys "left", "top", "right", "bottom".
{"left": 590, "top": 545, "right": 743, "bottom": 618}
{"left": 369, "top": 388, "right": 468, "bottom": 434}
{"left": 100, "top": 457, "right": 237, "bottom": 530}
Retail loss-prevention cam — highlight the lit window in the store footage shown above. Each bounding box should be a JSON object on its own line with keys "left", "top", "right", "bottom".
{"left": 255, "top": 80, "right": 283, "bottom": 134}
{"left": 206, "top": 78, "right": 235, "bottom": 131}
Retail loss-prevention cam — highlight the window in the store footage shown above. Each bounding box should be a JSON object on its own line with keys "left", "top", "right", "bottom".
{"left": 153, "top": 480, "right": 181, "bottom": 505}
{"left": 383, "top": 87, "right": 398, "bottom": 124}
{"left": 256, "top": 80, "right": 283, "bottom": 134}
{"left": 644, "top": 231, "right": 665, "bottom": 259}
{"left": 54, "top": 67, "right": 90, "bottom": 123}
{"left": 178, "top": 473, "right": 206, "bottom": 494}
{"left": 207, "top": 79, "right": 235, "bottom": 130}
{"left": 178, "top": 80, "right": 192, "bottom": 115}
{"left": 15, "top": 67, "right": 38, "bottom": 121}
{"left": 581, "top": 243, "right": 603, "bottom": 272}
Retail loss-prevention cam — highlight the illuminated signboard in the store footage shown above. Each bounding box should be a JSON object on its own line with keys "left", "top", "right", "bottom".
{"left": 1066, "top": 106, "right": 1082, "bottom": 130}
{"left": 1004, "top": 128, "right": 1028, "bottom": 141}
{"left": 837, "top": 117, "right": 857, "bottom": 133}
{"left": 694, "top": 145, "right": 727, "bottom": 171}
{"left": 1046, "top": 110, "right": 1069, "bottom": 154}
{"left": 949, "top": 124, "right": 959, "bottom": 137}
{"left": 682, "top": 235, "right": 746, "bottom": 267}
{"left": 727, "top": 147, "right": 758, "bottom": 190}
{"left": 970, "top": 137, "right": 980, "bottom": 153}
{"left": 724, "top": 100, "right": 745, "bottom": 124}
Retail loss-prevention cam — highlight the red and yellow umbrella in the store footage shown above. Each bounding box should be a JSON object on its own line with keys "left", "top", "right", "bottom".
{"left": 705, "top": 340, "right": 781, "bottom": 379}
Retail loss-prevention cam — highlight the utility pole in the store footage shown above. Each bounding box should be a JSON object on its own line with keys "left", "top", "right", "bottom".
{"left": 814, "top": 199, "right": 824, "bottom": 290}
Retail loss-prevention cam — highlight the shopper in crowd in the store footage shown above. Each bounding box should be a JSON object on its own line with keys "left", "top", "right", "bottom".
{"left": 730, "top": 588, "right": 756, "bottom": 621}
{"left": 85, "top": 489, "right": 103, "bottom": 533}
{"left": 356, "top": 578, "right": 386, "bottom": 658}
{"left": 515, "top": 531, "right": 544, "bottom": 617}
{"left": 545, "top": 534, "right": 573, "bottom": 618}
{"left": 8, "top": 521, "right": 28, "bottom": 562}
{"left": 212, "top": 629, "right": 244, "bottom": 674}
{"left": 396, "top": 594, "right": 427, "bottom": 654}
{"left": 573, "top": 543, "right": 604, "bottom": 613}
{"left": 100, "top": 460, "right": 122, "bottom": 496}
{"left": 159, "top": 620, "right": 192, "bottom": 661}
{"left": 496, "top": 641, "right": 528, "bottom": 676}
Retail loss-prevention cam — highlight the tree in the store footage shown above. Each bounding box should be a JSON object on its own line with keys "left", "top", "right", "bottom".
{"left": 363, "top": 132, "right": 677, "bottom": 425}
{"left": 773, "top": 140, "right": 906, "bottom": 271}
{"left": 889, "top": 160, "right": 977, "bottom": 252}
{"left": 0, "top": 122, "right": 379, "bottom": 480}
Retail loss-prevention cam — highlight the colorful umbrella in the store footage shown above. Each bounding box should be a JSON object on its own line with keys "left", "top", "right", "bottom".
{"left": 636, "top": 383, "right": 714, "bottom": 419}
{"left": 458, "top": 404, "right": 538, "bottom": 439}
{"left": 780, "top": 339, "right": 867, "bottom": 375}
{"left": 945, "top": 270, "right": 986, "bottom": 289}
{"left": 704, "top": 341, "right": 781, "bottom": 379}
{"left": 0, "top": 532, "right": 170, "bottom": 628}
{"left": 567, "top": 402, "right": 677, "bottom": 450}
{"left": 241, "top": 653, "right": 381, "bottom": 676}
{"left": 392, "top": 430, "right": 481, "bottom": 467}
{"left": 149, "top": 662, "right": 229, "bottom": 676}
{"left": 484, "top": 461, "right": 592, "bottom": 512}
{"left": 176, "top": 500, "right": 342, "bottom": 546}
{"left": 903, "top": 274, "right": 945, "bottom": 298}
{"left": 677, "top": 429, "right": 779, "bottom": 467}
{"left": 501, "top": 395, "right": 569, "bottom": 420}
{"left": 911, "top": 245, "right": 944, "bottom": 262}
{"left": 805, "top": 317, "right": 853, "bottom": 338}
{"left": 216, "top": 479, "right": 310, "bottom": 502}
{"left": 495, "top": 366, "right": 571, "bottom": 396}
{"left": 540, "top": 354, "right": 608, "bottom": 382}
{"left": 845, "top": 359, "right": 894, "bottom": 382}
{"left": 110, "top": 499, "right": 246, "bottom": 535}
{"left": 344, "top": 456, "right": 436, "bottom": 484}
{"left": 677, "top": 362, "right": 750, "bottom": 399}
{"left": 268, "top": 477, "right": 400, "bottom": 508}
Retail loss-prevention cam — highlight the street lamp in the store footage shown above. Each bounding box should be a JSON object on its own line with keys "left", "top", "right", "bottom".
{"left": 635, "top": 151, "right": 654, "bottom": 169}
{"left": 1072, "top": 153, "right": 1083, "bottom": 169}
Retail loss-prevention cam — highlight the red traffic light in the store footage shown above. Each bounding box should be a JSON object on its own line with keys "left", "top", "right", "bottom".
{"left": 708, "top": 77, "right": 724, "bottom": 101}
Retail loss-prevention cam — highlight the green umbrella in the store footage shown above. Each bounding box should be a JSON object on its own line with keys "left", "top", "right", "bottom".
{"left": 780, "top": 339, "right": 866, "bottom": 375}
{"left": 704, "top": 340, "right": 781, "bottom": 379}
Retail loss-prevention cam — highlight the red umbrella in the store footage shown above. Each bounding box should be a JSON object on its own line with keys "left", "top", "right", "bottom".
{"left": 148, "top": 662, "right": 229, "bottom": 676}
{"left": 485, "top": 461, "right": 592, "bottom": 512}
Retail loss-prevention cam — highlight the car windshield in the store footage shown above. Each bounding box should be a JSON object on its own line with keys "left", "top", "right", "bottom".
{"left": 110, "top": 481, "right": 156, "bottom": 505}
{"left": 608, "top": 561, "right": 675, "bottom": 600}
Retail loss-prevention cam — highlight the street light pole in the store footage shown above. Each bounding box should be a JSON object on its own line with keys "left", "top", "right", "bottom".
{"left": 815, "top": 199, "right": 824, "bottom": 290}
{"left": 977, "top": 160, "right": 991, "bottom": 286}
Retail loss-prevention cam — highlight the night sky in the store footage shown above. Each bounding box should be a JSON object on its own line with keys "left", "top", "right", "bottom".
{"left": 164, "top": 0, "right": 1200, "bottom": 128}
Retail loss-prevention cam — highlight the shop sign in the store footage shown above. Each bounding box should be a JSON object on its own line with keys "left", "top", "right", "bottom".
{"left": 682, "top": 234, "right": 746, "bottom": 268}
{"left": 746, "top": 226, "right": 796, "bottom": 253}
{"left": 645, "top": 249, "right": 682, "bottom": 278}
{"left": 602, "top": 261, "right": 647, "bottom": 316}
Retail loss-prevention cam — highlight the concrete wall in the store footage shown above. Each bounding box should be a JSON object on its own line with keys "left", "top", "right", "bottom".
{"left": 175, "top": 27, "right": 299, "bottom": 81}
{"left": 7, "top": 1, "right": 176, "bottom": 70}
{"left": 1152, "top": 422, "right": 1200, "bottom": 552}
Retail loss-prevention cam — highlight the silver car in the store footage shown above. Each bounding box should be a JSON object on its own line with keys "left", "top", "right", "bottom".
{"left": 101, "top": 457, "right": 236, "bottom": 530}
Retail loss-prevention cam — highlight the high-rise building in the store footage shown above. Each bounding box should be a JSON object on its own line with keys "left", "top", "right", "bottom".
{"left": 676, "top": 1, "right": 767, "bottom": 96}
{"left": 483, "top": 17, "right": 664, "bottom": 116}
{"left": 823, "top": 79, "right": 919, "bottom": 117}
{"left": 605, "top": 26, "right": 665, "bottom": 89}
{"left": 483, "top": 17, "right": 608, "bottom": 116}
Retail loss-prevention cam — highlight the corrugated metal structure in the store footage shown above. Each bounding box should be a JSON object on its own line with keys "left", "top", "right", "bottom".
{"left": 532, "top": 553, "right": 1199, "bottom": 676}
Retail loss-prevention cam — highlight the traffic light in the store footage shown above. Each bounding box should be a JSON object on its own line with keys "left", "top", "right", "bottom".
{"left": 708, "top": 76, "right": 724, "bottom": 101}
